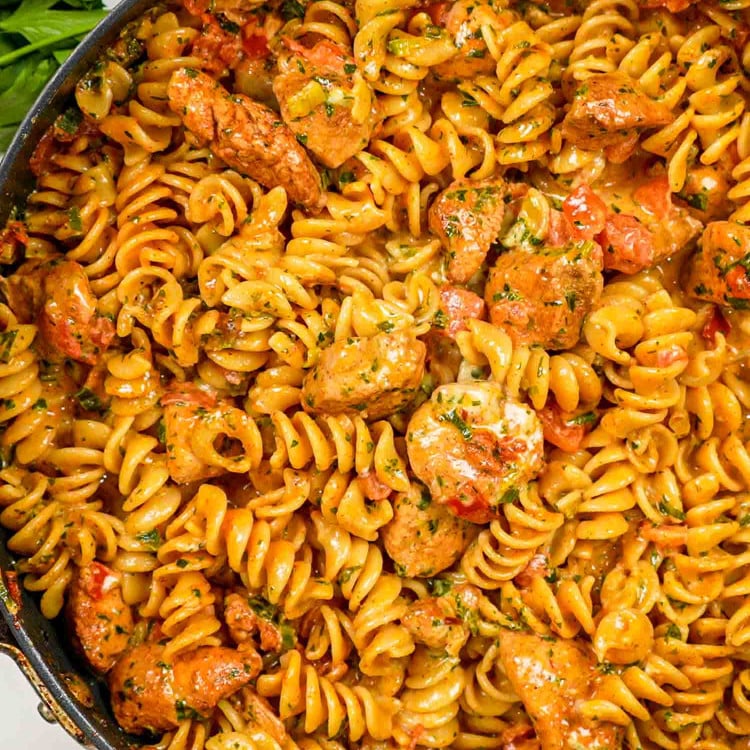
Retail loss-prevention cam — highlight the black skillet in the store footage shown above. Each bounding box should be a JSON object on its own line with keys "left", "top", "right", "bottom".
{"left": 0, "top": 0, "right": 154, "bottom": 746}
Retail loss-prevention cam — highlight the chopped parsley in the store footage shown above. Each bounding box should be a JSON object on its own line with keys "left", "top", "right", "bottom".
{"left": 74, "top": 387, "right": 104, "bottom": 412}
{"left": 439, "top": 408, "right": 473, "bottom": 441}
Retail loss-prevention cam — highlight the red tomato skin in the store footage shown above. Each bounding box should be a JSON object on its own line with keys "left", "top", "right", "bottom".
{"left": 597, "top": 214, "right": 655, "bottom": 273}
{"left": 86, "top": 562, "right": 115, "bottom": 601}
{"left": 562, "top": 184, "right": 608, "bottom": 240}
{"left": 726, "top": 265, "right": 750, "bottom": 298}
{"left": 242, "top": 32, "right": 269, "bottom": 59}
{"left": 424, "top": 2, "right": 451, "bottom": 25}
{"left": 701, "top": 306, "right": 731, "bottom": 346}
{"left": 446, "top": 488, "right": 494, "bottom": 524}
{"left": 538, "top": 402, "right": 587, "bottom": 453}
{"left": 633, "top": 176, "right": 671, "bottom": 219}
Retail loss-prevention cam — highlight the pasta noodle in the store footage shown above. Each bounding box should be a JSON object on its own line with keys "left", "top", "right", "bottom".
{"left": 4, "top": 0, "right": 750, "bottom": 748}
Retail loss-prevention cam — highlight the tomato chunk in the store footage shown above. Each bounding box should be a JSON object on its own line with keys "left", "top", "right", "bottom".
{"left": 633, "top": 176, "right": 671, "bottom": 220}
{"left": 424, "top": 2, "right": 451, "bottom": 25}
{"left": 597, "top": 213, "right": 655, "bottom": 274}
{"left": 446, "top": 487, "right": 493, "bottom": 524}
{"left": 701, "top": 306, "right": 731, "bottom": 347}
{"left": 538, "top": 401, "right": 588, "bottom": 453}
{"left": 562, "top": 184, "right": 607, "bottom": 241}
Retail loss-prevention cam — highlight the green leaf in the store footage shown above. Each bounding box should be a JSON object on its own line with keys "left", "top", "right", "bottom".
{"left": 0, "top": 0, "right": 105, "bottom": 66}
{"left": 52, "top": 45, "right": 75, "bottom": 62}
{"left": 0, "top": 54, "right": 56, "bottom": 127}
{"left": 0, "top": 32, "right": 17, "bottom": 57}
{"left": 59, "top": 0, "right": 103, "bottom": 9}
{"left": 0, "top": 0, "right": 105, "bottom": 44}
{"left": 0, "top": 124, "right": 16, "bottom": 149}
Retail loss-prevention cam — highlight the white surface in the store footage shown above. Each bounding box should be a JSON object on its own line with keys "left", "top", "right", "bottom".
{"left": 0, "top": 653, "right": 83, "bottom": 748}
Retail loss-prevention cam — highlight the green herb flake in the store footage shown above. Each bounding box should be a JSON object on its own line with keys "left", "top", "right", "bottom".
{"left": 135, "top": 529, "right": 162, "bottom": 550}
{"left": 439, "top": 408, "right": 473, "bottom": 441}
{"left": 0, "top": 330, "right": 17, "bottom": 363}
{"left": 74, "top": 387, "right": 104, "bottom": 412}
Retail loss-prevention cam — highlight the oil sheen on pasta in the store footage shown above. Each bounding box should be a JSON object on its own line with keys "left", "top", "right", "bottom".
{"left": 1, "top": 0, "right": 750, "bottom": 748}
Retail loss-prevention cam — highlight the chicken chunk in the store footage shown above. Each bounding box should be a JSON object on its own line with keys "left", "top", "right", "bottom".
{"left": 109, "top": 643, "right": 261, "bottom": 735}
{"left": 434, "top": 286, "right": 486, "bottom": 338}
{"left": 381, "top": 481, "right": 474, "bottom": 577}
{"left": 429, "top": 178, "right": 507, "bottom": 284}
{"left": 686, "top": 221, "right": 750, "bottom": 310}
{"left": 274, "top": 39, "right": 379, "bottom": 169}
{"left": 562, "top": 73, "right": 673, "bottom": 157}
{"left": 301, "top": 330, "right": 426, "bottom": 420}
{"left": 167, "top": 68, "right": 323, "bottom": 209}
{"left": 486, "top": 242, "right": 603, "bottom": 350}
{"left": 498, "top": 631, "right": 624, "bottom": 750}
{"left": 161, "top": 383, "right": 260, "bottom": 484}
{"left": 406, "top": 382, "right": 544, "bottom": 523}
{"left": 2, "top": 258, "right": 47, "bottom": 323}
{"left": 429, "top": 0, "right": 501, "bottom": 81}
{"left": 599, "top": 176, "right": 702, "bottom": 273}
{"left": 66, "top": 562, "right": 133, "bottom": 674}
{"left": 3, "top": 259, "right": 115, "bottom": 364}
{"left": 556, "top": 176, "right": 701, "bottom": 274}
{"left": 402, "top": 583, "right": 481, "bottom": 656}
{"left": 224, "top": 593, "right": 284, "bottom": 652}
{"left": 676, "top": 163, "right": 733, "bottom": 223}
{"left": 191, "top": 22, "right": 244, "bottom": 76}
{"left": 38, "top": 260, "right": 115, "bottom": 364}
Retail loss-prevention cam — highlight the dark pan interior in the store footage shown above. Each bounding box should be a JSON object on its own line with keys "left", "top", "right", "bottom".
{"left": 0, "top": 0, "right": 156, "bottom": 747}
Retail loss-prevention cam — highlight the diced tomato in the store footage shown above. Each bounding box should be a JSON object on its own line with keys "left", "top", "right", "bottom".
{"left": 701, "top": 306, "right": 731, "bottom": 347}
{"left": 160, "top": 382, "right": 218, "bottom": 409}
{"left": 358, "top": 471, "right": 392, "bottom": 500}
{"left": 4, "top": 571, "right": 21, "bottom": 608}
{"left": 597, "top": 213, "right": 655, "bottom": 274}
{"left": 562, "top": 184, "right": 608, "bottom": 241}
{"left": 436, "top": 286, "right": 485, "bottom": 338}
{"left": 446, "top": 486, "right": 493, "bottom": 524}
{"left": 655, "top": 345, "right": 688, "bottom": 368}
{"left": 85, "top": 562, "right": 119, "bottom": 601}
{"left": 283, "top": 38, "right": 349, "bottom": 75}
{"left": 726, "top": 265, "right": 750, "bottom": 298}
{"left": 538, "top": 401, "right": 588, "bottom": 453}
{"left": 633, "top": 176, "right": 671, "bottom": 220}
{"left": 242, "top": 32, "right": 269, "bottom": 59}
{"left": 424, "top": 2, "right": 451, "bottom": 25}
